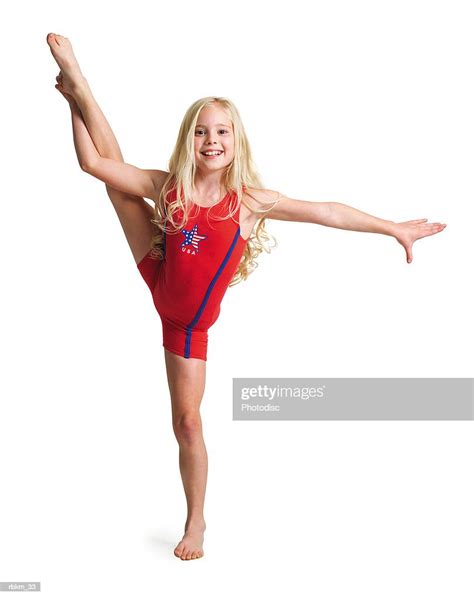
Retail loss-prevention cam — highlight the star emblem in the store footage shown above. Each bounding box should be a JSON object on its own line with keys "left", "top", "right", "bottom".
{"left": 181, "top": 224, "right": 207, "bottom": 253}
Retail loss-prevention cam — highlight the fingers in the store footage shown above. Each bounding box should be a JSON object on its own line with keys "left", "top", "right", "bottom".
{"left": 411, "top": 223, "right": 447, "bottom": 242}
{"left": 420, "top": 223, "right": 447, "bottom": 231}
{"left": 54, "top": 84, "right": 72, "bottom": 103}
{"left": 410, "top": 220, "right": 447, "bottom": 227}
{"left": 419, "top": 227, "right": 446, "bottom": 238}
{"left": 403, "top": 219, "right": 448, "bottom": 227}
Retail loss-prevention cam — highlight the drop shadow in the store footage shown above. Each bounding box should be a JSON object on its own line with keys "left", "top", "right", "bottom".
{"left": 145, "top": 529, "right": 178, "bottom": 555}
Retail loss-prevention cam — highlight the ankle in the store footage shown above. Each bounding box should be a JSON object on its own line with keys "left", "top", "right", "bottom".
{"left": 71, "top": 77, "right": 90, "bottom": 101}
{"left": 185, "top": 517, "right": 206, "bottom": 531}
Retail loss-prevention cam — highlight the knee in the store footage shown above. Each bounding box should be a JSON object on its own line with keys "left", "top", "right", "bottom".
{"left": 173, "top": 412, "right": 202, "bottom": 445}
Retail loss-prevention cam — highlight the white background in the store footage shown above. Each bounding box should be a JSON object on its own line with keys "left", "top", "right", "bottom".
{"left": 1, "top": 0, "right": 473, "bottom": 597}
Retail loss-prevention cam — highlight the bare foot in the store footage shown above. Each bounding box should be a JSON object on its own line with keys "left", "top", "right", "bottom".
{"left": 174, "top": 522, "right": 206, "bottom": 560}
{"left": 46, "top": 33, "right": 87, "bottom": 97}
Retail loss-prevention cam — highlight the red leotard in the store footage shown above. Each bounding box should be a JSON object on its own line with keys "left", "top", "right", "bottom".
{"left": 137, "top": 185, "right": 248, "bottom": 360}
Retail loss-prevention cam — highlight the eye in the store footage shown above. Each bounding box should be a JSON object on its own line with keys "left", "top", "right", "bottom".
{"left": 195, "top": 128, "right": 230, "bottom": 135}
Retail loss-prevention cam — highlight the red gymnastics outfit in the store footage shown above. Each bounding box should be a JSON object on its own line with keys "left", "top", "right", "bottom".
{"left": 136, "top": 186, "right": 248, "bottom": 361}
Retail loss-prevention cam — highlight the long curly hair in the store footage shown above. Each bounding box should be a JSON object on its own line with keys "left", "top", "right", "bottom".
{"left": 149, "top": 96, "right": 280, "bottom": 286}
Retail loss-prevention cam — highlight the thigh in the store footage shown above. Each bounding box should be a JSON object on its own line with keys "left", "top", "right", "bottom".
{"left": 105, "top": 185, "right": 156, "bottom": 265}
{"left": 164, "top": 349, "right": 207, "bottom": 423}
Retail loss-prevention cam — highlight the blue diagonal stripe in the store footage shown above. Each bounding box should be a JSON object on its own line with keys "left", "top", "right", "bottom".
{"left": 184, "top": 227, "right": 241, "bottom": 358}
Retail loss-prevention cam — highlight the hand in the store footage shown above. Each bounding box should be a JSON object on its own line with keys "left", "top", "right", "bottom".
{"left": 393, "top": 219, "right": 447, "bottom": 264}
{"left": 54, "top": 71, "right": 77, "bottom": 107}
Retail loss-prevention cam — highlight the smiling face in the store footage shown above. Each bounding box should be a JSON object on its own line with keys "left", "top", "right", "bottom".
{"left": 194, "top": 103, "right": 235, "bottom": 173}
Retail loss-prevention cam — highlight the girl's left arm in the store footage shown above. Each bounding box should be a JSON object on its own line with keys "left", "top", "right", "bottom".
{"left": 262, "top": 193, "right": 447, "bottom": 264}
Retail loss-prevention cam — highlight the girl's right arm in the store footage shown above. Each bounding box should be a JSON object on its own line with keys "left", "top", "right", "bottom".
{"left": 69, "top": 83, "right": 164, "bottom": 201}
{"left": 81, "top": 152, "right": 161, "bottom": 202}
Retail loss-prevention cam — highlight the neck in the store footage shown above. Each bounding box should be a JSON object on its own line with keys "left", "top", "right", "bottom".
{"left": 193, "top": 176, "right": 226, "bottom": 203}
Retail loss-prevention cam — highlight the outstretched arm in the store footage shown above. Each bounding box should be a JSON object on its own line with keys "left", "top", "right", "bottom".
{"left": 252, "top": 190, "right": 447, "bottom": 264}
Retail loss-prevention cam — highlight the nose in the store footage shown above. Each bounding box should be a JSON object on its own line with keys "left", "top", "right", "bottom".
{"left": 205, "top": 132, "right": 218, "bottom": 144}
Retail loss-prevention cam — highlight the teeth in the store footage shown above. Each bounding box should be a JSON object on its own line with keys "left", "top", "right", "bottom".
{"left": 203, "top": 151, "right": 222, "bottom": 156}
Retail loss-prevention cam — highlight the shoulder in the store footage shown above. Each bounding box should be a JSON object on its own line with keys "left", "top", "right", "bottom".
{"left": 242, "top": 187, "right": 285, "bottom": 212}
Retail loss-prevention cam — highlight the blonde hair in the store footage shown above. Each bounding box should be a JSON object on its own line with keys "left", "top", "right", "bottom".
{"left": 150, "top": 96, "right": 279, "bottom": 286}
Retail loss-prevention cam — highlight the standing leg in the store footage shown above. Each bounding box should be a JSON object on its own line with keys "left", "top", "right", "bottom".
{"left": 164, "top": 349, "right": 208, "bottom": 560}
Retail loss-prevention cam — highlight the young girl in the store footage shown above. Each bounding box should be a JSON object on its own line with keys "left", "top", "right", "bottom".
{"left": 46, "top": 32, "right": 446, "bottom": 561}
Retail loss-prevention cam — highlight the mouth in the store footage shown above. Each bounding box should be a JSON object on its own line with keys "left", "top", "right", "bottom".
{"left": 201, "top": 150, "right": 224, "bottom": 158}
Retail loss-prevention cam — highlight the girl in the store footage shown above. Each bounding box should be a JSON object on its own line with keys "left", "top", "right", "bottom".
{"left": 46, "top": 32, "right": 446, "bottom": 561}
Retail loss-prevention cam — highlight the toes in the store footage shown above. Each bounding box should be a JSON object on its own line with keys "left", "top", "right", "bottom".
{"left": 175, "top": 548, "right": 204, "bottom": 560}
{"left": 174, "top": 536, "right": 204, "bottom": 560}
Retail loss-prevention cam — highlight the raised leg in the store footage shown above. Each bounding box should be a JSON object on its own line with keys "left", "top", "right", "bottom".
{"left": 47, "top": 32, "right": 155, "bottom": 263}
{"left": 164, "top": 349, "right": 208, "bottom": 560}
